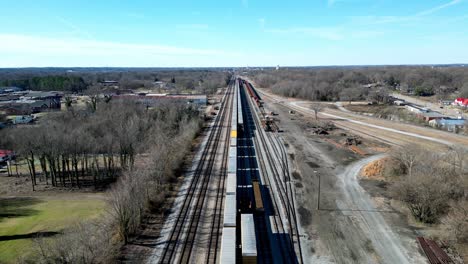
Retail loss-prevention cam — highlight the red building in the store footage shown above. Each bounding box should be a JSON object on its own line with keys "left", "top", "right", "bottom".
{"left": 454, "top": 98, "right": 468, "bottom": 107}
{"left": 0, "top": 150, "right": 14, "bottom": 162}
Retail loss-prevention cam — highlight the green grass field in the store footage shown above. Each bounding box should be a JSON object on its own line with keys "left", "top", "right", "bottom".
{"left": 0, "top": 194, "right": 106, "bottom": 263}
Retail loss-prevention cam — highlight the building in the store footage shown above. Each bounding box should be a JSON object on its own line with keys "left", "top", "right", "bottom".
{"left": 0, "top": 87, "right": 23, "bottom": 94}
{"left": 439, "top": 100, "right": 453, "bottom": 106}
{"left": 99, "top": 81, "right": 119, "bottom": 88}
{"left": 393, "top": 100, "right": 407, "bottom": 106}
{"left": 12, "top": 115, "right": 34, "bottom": 124}
{"left": 405, "top": 104, "right": 447, "bottom": 121}
{"left": 418, "top": 111, "right": 446, "bottom": 122}
{"left": 114, "top": 93, "right": 207, "bottom": 108}
{"left": 453, "top": 98, "right": 468, "bottom": 108}
{"left": 0, "top": 91, "right": 62, "bottom": 115}
{"left": 153, "top": 81, "right": 166, "bottom": 88}
{"left": 429, "top": 118, "right": 466, "bottom": 131}
{"left": 0, "top": 150, "right": 15, "bottom": 163}
{"left": 405, "top": 104, "right": 428, "bottom": 114}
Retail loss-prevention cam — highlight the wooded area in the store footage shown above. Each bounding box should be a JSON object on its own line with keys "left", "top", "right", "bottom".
{"left": 389, "top": 146, "right": 467, "bottom": 244}
{"left": 0, "top": 99, "right": 201, "bottom": 190}
{"left": 0, "top": 68, "right": 231, "bottom": 94}
{"left": 250, "top": 66, "right": 468, "bottom": 101}
{"left": 0, "top": 76, "right": 87, "bottom": 93}
{"left": 0, "top": 98, "right": 203, "bottom": 262}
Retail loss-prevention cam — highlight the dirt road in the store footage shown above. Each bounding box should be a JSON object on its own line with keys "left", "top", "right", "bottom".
{"left": 337, "top": 154, "right": 423, "bottom": 264}
{"left": 260, "top": 99, "right": 424, "bottom": 263}
{"left": 257, "top": 89, "right": 468, "bottom": 149}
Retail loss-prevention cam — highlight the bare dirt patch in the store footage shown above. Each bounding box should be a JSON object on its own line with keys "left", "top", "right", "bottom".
{"left": 360, "top": 157, "right": 391, "bottom": 180}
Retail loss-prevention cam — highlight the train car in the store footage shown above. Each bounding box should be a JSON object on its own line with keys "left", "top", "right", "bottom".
{"left": 223, "top": 193, "right": 237, "bottom": 227}
{"left": 252, "top": 180, "right": 264, "bottom": 212}
{"left": 237, "top": 79, "right": 244, "bottom": 135}
{"left": 230, "top": 82, "right": 238, "bottom": 148}
{"left": 241, "top": 214, "right": 258, "bottom": 264}
{"left": 228, "top": 155, "right": 236, "bottom": 175}
{"left": 219, "top": 227, "right": 236, "bottom": 264}
{"left": 226, "top": 173, "right": 237, "bottom": 195}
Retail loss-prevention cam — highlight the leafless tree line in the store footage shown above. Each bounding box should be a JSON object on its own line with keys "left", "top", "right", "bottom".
{"left": 0, "top": 100, "right": 201, "bottom": 192}
{"left": 390, "top": 145, "right": 467, "bottom": 244}
{"left": 12, "top": 100, "right": 202, "bottom": 263}
{"left": 250, "top": 66, "right": 468, "bottom": 101}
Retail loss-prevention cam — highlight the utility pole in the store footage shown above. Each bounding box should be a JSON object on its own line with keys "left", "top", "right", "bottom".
{"left": 315, "top": 171, "right": 320, "bottom": 210}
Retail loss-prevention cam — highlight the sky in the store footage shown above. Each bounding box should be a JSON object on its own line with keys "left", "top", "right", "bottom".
{"left": 0, "top": 0, "right": 467, "bottom": 67}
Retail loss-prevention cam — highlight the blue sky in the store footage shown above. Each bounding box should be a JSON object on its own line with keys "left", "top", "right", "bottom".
{"left": 0, "top": 0, "right": 467, "bottom": 67}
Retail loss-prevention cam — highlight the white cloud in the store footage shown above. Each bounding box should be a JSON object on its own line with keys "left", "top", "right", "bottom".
{"left": 266, "top": 26, "right": 385, "bottom": 41}
{"left": 0, "top": 34, "right": 233, "bottom": 67}
{"left": 176, "top": 24, "right": 209, "bottom": 30}
{"left": 267, "top": 27, "right": 344, "bottom": 40}
{"left": 416, "top": 0, "right": 462, "bottom": 16}
{"left": 351, "top": 0, "right": 464, "bottom": 25}
{"left": 56, "top": 16, "right": 94, "bottom": 39}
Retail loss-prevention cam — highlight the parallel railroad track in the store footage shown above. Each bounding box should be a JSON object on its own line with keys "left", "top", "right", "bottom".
{"left": 243, "top": 81, "right": 304, "bottom": 264}
{"left": 159, "top": 82, "right": 234, "bottom": 264}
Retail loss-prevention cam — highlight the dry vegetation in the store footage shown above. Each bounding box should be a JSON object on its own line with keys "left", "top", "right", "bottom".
{"left": 385, "top": 145, "right": 468, "bottom": 259}
{"left": 249, "top": 66, "right": 468, "bottom": 101}
{"left": 0, "top": 97, "right": 203, "bottom": 262}
{"left": 0, "top": 68, "right": 231, "bottom": 94}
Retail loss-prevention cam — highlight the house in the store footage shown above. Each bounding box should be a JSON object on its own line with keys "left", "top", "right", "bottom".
{"left": 114, "top": 93, "right": 207, "bottom": 108}
{"left": 439, "top": 100, "right": 453, "bottom": 106}
{"left": 0, "top": 87, "right": 23, "bottom": 94}
{"left": 417, "top": 111, "right": 446, "bottom": 122}
{"left": 405, "top": 104, "right": 427, "bottom": 114}
{"left": 21, "top": 91, "right": 62, "bottom": 108}
{"left": 0, "top": 91, "right": 62, "bottom": 115}
{"left": 153, "top": 81, "right": 166, "bottom": 88}
{"left": 429, "top": 118, "right": 466, "bottom": 131}
{"left": 0, "top": 150, "right": 15, "bottom": 163}
{"left": 362, "top": 82, "right": 384, "bottom": 89}
{"left": 99, "top": 81, "right": 119, "bottom": 88}
{"left": 393, "top": 100, "right": 407, "bottom": 106}
{"left": 453, "top": 98, "right": 468, "bottom": 107}
{"left": 12, "top": 115, "right": 34, "bottom": 124}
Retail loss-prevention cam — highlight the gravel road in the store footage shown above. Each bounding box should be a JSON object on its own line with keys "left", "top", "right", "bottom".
{"left": 337, "top": 155, "right": 425, "bottom": 264}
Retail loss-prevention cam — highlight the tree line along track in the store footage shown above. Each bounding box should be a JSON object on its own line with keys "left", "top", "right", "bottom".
{"left": 159, "top": 82, "right": 235, "bottom": 264}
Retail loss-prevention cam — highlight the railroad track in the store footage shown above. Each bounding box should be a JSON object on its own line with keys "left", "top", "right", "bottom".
{"left": 205, "top": 80, "right": 235, "bottom": 264}
{"left": 242, "top": 80, "right": 304, "bottom": 264}
{"left": 239, "top": 85, "right": 272, "bottom": 263}
{"left": 246, "top": 89, "right": 295, "bottom": 263}
{"left": 159, "top": 82, "right": 234, "bottom": 264}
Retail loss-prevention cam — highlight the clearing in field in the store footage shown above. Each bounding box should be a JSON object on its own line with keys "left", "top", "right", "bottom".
{"left": 0, "top": 194, "right": 106, "bottom": 263}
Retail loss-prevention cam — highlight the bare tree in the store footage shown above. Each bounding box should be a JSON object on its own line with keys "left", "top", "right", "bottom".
{"left": 310, "top": 102, "right": 324, "bottom": 120}
{"left": 442, "top": 200, "right": 468, "bottom": 243}
{"left": 391, "top": 144, "right": 424, "bottom": 177}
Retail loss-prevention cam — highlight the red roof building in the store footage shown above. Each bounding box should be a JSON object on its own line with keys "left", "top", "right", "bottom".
{"left": 454, "top": 98, "right": 468, "bottom": 107}
{"left": 0, "top": 150, "right": 14, "bottom": 162}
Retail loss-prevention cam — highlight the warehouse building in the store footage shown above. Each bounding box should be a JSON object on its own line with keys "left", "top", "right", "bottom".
{"left": 114, "top": 93, "right": 207, "bottom": 107}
